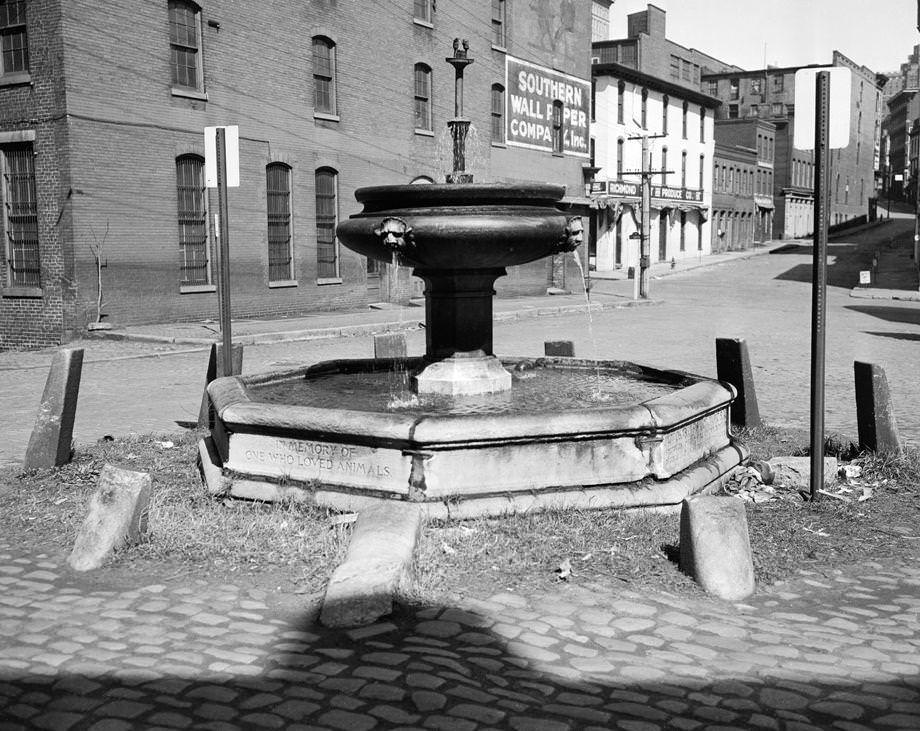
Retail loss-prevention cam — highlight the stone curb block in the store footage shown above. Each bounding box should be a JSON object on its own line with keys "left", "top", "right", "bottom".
{"left": 320, "top": 503, "right": 423, "bottom": 628}
{"left": 679, "top": 495, "right": 755, "bottom": 601}
{"left": 68, "top": 464, "right": 151, "bottom": 572}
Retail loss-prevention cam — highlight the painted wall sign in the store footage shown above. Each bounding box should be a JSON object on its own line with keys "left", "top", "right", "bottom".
{"left": 505, "top": 56, "right": 590, "bottom": 158}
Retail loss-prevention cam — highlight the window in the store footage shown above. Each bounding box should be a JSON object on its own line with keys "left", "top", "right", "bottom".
{"left": 661, "top": 96, "right": 668, "bottom": 135}
{"left": 266, "top": 163, "right": 293, "bottom": 283}
{"left": 175, "top": 155, "right": 211, "bottom": 286}
{"left": 1, "top": 143, "right": 39, "bottom": 288}
{"left": 491, "top": 84, "right": 505, "bottom": 144}
{"left": 772, "top": 74, "right": 784, "bottom": 92}
{"left": 750, "top": 78, "right": 762, "bottom": 95}
{"left": 313, "top": 36, "right": 336, "bottom": 115}
{"left": 681, "top": 59, "right": 691, "bottom": 82}
{"left": 661, "top": 147, "right": 667, "bottom": 185}
{"left": 699, "top": 107, "right": 705, "bottom": 142}
{"left": 414, "top": 63, "right": 432, "bottom": 131}
{"left": 616, "top": 138, "right": 624, "bottom": 177}
{"left": 414, "top": 0, "right": 432, "bottom": 24}
{"left": 699, "top": 154, "right": 704, "bottom": 190}
{"left": 640, "top": 88, "right": 647, "bottom": 129}
{"left": 315, "top": 168, "right": 338, "bottom": 279}
{"left": 707, "top": 79, "right": 718, "bottom": 96}
{"left": 552, "top": 100, "right": 563, "bottom": 154}
{"left": 491, "top": 0, "right": 506, "bottom": 47}
{"left": 669, "top": 55, "right": 679, "bottom": 80}
{"left": 750, "top": 105, "right": 759, "bottom": 118}
{"left": 168, "top": 1, "right": 203, "bottom": 91}
{"left": 681, "top": 101, "right": 688, "bottom": 139}
{"left": 590, "top": 78, "right": 596, "bottom": 122}
{"left": 728, "top": 104, "right": 739, "bottom": 119}
{"left": 681, "top": 151, "right": 687, "bottom": 188}
{"left": 771, "top": 103, "right": 783, "bottom": 116}
{"left": 0, "top": 0, "right": 28, "bottom": 77}
{"left": 617, "top": 81, "right": 625, "bottom": 124}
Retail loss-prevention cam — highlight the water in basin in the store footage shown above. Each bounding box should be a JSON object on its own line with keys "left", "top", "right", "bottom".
{"left": 248, "top": 362, "right": 681, "bottom": 416}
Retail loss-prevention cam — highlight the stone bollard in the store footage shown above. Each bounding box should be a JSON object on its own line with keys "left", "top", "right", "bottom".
{"left": 374, "top": 332, "right": 408, "bottom": 359}
{"left": 854, "top": 361, "right": 902, "bottom": 454}
{"left": 320, "top": 503, "right": 422, "bottom": 628}
{"left": 24, "top": 348, "right": 84, "bottom": 470}
{"left": 679, "top": 496, "right": 755, "bottom": 601}
{"left": 544, "top": 340, "right": 575, "bottom": 357}
{"left": 68, "top": 465, "right": 152, "bottom": 571}
{"left": 197, "top": 342, "right": 244, "bottom": 429}
{"left": 715, "top": 338, "right": 762, "bottom": 429}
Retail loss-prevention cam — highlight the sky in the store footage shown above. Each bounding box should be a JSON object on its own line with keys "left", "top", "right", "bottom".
{"left": 609, "top": 0, "right": 920, "bottom": 74}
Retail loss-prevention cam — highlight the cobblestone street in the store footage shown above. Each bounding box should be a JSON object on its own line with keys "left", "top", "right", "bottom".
{"left": 1, "top": 542, "right": 919, "bottom": 730}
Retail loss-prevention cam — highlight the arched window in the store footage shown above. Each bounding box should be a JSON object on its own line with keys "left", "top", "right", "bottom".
{"left": 699, "top": 106, "right": 706, "bottom": 142}
{"left": 491, "top": 84, "right": 505, "bottom": 144}
{"left": 313, "top": 36, "right": 336, "bottom": 115}
{"left": 617, "top": 81, "right": 625, "bottom": 124}
{"left": 661, "top": 95, "right": 669, "bottom": 135}
{"left": 414, "top": 63, "right": 432, "bottom": 131}
{"left": 640, "top": 88, "right": 648, "bottom": 129}
{"left": 168, "top": 1, "right": 203, "bottom": 91}
{"left": 266, "top": 163, "right": 293, "bottom": 283}
{"left": 315, "top": 168, "right": 339, "bottom": 279}
{"left": 681, "top": 150, "right": 687, "bottom": 188}
{"left": 682, "top": 101, "right": 689, "bottom": 139}
{"left": 175, "top": 155, "right": 211, "bottom": 286}
{"left": 661, "top": 147, "right": 668, "bottom": 185}
{"left": 616, "top": 138, "right": 624, "bottom": 177}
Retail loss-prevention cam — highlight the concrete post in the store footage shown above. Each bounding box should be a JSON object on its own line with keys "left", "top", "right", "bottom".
{"left": 24, "top": 348, "right": 84, "bottom": 469}
{"left": 544, "top": 341, "right": 575, "bottom": 357}
{"left": 197, "top": 342, "right": 244, "bottom": 428}
{"left": 854, "top": 361, "right": 902, "bottom": 454}
{"left": 374, "top": 332, "right": 408, "bottom": 359}
{"left": 715, "top": 338, "right": 762, "bottom": 429}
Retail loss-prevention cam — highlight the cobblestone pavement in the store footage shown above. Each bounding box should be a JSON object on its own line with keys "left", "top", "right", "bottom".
{"left": 1, "top": 542, "right": 919, "bottom": 730}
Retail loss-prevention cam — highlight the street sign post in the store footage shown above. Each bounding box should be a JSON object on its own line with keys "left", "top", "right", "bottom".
{"left": 204, "top": 126, "right": 239, "bottom": 376}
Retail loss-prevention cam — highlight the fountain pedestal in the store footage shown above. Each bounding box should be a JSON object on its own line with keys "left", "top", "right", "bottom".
{"left": 415, "top": 267, "right": 510, "bottom": 395}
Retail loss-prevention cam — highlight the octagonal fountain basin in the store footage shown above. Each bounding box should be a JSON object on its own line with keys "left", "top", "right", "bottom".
{"left": 206, "top": 357, "right": 748, "bottom": 520}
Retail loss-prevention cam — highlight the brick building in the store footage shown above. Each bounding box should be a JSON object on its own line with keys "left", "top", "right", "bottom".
{"left": 0, "top": 0, "right": 592, "bottom": 350}
{"left": 703, "top": 51, "right": 882, "bottom": 239}
{"left": 711, "top": 118, "right": 776, "bottom": 250}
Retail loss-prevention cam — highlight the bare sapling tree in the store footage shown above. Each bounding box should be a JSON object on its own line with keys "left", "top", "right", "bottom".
{"left": 87, "top": 221, "right": 109, "bottom": 327}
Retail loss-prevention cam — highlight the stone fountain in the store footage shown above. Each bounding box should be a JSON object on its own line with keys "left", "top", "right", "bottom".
{"left": 203, "top": 42, "right": 746, "bottom": 519}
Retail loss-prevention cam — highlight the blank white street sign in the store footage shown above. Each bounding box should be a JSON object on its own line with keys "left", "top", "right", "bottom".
{"left": 793, "top": 67, "right": 852, "bottom": 150}
{"left": 204, "top": 125, "right": 240, "bottom": 187}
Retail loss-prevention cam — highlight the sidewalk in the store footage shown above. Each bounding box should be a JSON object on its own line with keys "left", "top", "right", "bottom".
{"left": 847, "top": 219, "right": 920, "bottom": 302}
{"left": 82, "top": 242, "right": 789, "bottom": 350}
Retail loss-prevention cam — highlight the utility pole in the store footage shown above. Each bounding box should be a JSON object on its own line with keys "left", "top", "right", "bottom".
{"left": 626, "top": 133, "right": 668, "bottom": 299}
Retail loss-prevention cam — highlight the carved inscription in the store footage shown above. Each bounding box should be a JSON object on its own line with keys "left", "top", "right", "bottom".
{"left": 658, "top": 412, "right": 729, "bottom": 475}
{"left": 228, "top": 433, "right": 408, "bottom": 492}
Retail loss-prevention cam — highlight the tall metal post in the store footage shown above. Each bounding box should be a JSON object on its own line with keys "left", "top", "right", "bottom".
{"left": 809, "top": 71, "right": 831, "bottom": 501}
{"left": 639, "top": 135, "right": 651, "bottom": 298}
{"left": 216, "top": 127, "right": 233, "bottom": 377}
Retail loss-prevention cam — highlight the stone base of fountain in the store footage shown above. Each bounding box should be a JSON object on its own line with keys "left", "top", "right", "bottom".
{"left": 205, "top": 357, "right": 748, "bottom": 519}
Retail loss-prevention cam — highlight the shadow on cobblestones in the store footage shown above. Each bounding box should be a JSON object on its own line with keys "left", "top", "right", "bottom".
{"left": 3, "top": 580, "right": 920, "bottom": 730}
{"left": 846, "top": 305, "right": 920, "bottom": 327}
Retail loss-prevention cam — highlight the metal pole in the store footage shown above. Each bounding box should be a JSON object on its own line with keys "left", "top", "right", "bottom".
{"left": 216, "top": 127, "right": 233, "bottom": 377}
{"left": 809, "top": 71, "right": 831, "bottom": 501}
{"left": 639, "top": 135, "right": 651, "bottom": 298}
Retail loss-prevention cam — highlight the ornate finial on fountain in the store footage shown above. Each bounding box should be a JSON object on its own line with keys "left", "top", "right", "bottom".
{"left": 446, "top": 39, "right": 474, "bottom": 184}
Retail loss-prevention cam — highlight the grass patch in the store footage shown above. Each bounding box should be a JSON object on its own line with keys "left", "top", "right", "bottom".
{"left": 0, "top": 432, "right": 351, "bottom": 596}
{"left": 2, "top": 424, "right": 918, "bottom": 603}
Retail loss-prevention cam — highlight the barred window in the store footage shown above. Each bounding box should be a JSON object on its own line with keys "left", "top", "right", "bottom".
{"left": 491, "top": 0, "right": 506, "bottom": 47}
{"left": 266, "top": 163, "right": 293, "bottom": 283}
{"left": 0, "top": 0, "right": 28, "bottom": 75}
{"left": 315, "top": 168, "right": 338, "bottom": 279}
{"left": 491, "top": 84, "right": 504, "bottom": 144}
{"left": 414, "top": 63, "right": 432, "bottom": 131}
{"left": 168, "top": 0, "right": 202, "bottom": 90}
{"left": 2, "top": 143, "right": 39, "bottom": 288}
{"left": 175, "top": 155, "right": 211, "bottom": 286}
{"left": 313, "top": 37, "right": 336, "bottom": 115}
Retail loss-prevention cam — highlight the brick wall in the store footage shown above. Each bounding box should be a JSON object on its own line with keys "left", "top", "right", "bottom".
{"left": 4, "top": 1, "right": 593, "bottom": 347}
